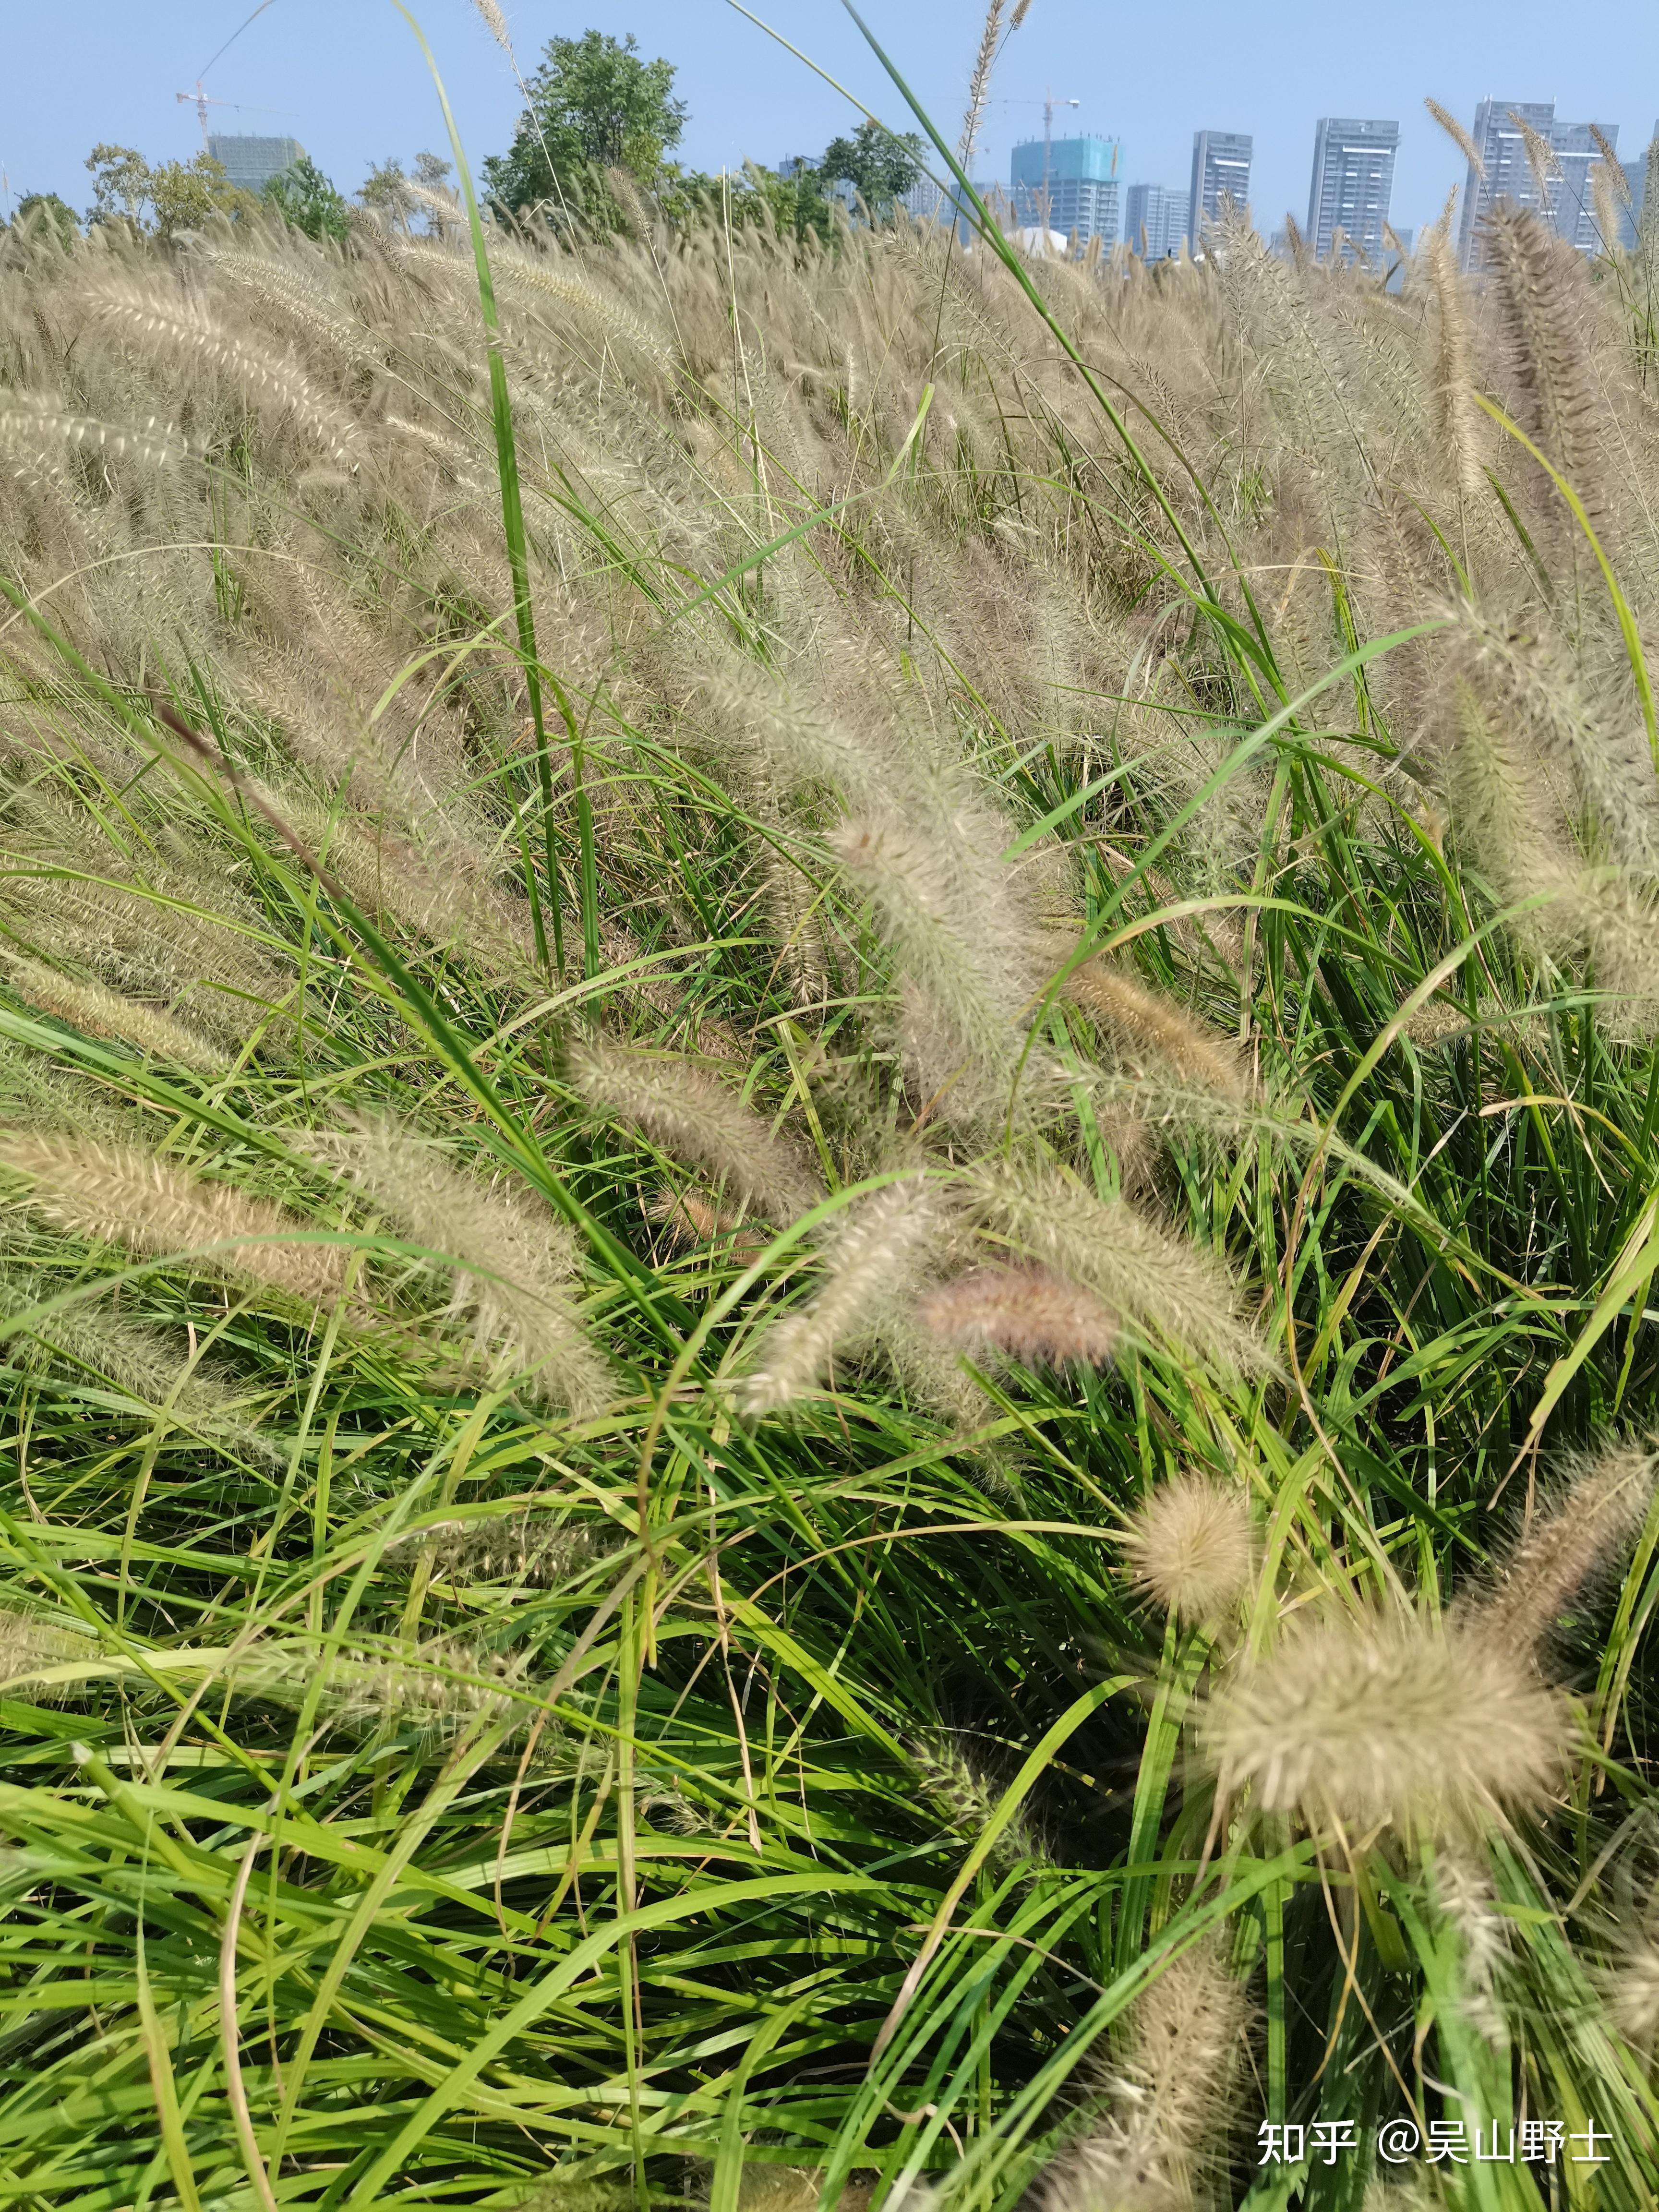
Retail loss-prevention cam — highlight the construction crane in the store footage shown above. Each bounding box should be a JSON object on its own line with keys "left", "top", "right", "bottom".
{"left": 176, "top": 82, "right": 231, "bottom": 148}
{"left": 176, "top": 3, "right": 285, "bottom": 149}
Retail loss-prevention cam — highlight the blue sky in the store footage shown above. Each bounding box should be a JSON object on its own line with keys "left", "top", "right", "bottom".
{"left": 1, "top": 0, "right": 1655, "bottom": 243}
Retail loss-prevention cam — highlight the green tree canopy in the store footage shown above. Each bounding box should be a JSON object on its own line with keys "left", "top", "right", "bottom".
{"left": 8, "top": 193, "right": 80, "bottom": 247}
{"left": 84, "top": 144, "right": 256, "bottom": 238}
{"left": 819, "top": 121, "right": 926, "bottom": 219}
{"left": 360, "top": 157, "right": 416, "bottom": 229}
{"left": 482, "top": 30, "right": 687, "bottom": 219}
{"left": 262, "top": 154, "right": 350, "bottom": 242}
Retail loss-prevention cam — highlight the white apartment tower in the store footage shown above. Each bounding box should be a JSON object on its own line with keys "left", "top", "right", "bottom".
{"left": 1306, "top": 117, "right": 1399, "bottom": 261}
{"left": 1125, "top": 180, "right": 1186, "bottom": 260}
{"left": 1457, "top": 101, "right": 1621, "bottom": 266}
{"left": 1189, "top": 130, "right": 1252, "bottom": 249}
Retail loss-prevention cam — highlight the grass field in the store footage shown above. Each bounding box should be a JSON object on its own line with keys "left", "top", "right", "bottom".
{"left": 4, "top": 30, "right": 1659, "bottom": 2211}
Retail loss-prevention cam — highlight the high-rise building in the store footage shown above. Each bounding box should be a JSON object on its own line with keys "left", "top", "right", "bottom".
{"left": 1551, "top": 120, "right": 1618, "bottom": 251}
{"left": 1009, "top": 135, "right": 1121, "bottom": 246}
{"left": 1456, "top": 102, "right": 1621, "bottom": 266}
{"left": 1125, "top": 181, "right": 1186, "bottom": 260}
{"left": 1620, "top": 129, "right": 1657, "bottom": 247}
{"left": 1305, "top": 117, "right": 1399, "bottom": 261}
{"left": 1456, "top": 100, "right": 1553, "bottom": 267}
{"left": 206, "top": 134, "right": 304, "bottom": 193}
{"left": 1189, "top": 131, "right": 1252, "bottom": 249}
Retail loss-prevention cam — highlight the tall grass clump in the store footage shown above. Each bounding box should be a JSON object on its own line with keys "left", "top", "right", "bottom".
{"left": 6, "top": 20, "right": 1659, "bottom": 2212}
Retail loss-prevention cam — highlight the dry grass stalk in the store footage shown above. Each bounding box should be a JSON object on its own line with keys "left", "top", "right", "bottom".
{"left": 0, "top": 1133, "right": 347, "bottom": 1305}
{"left": 917, "top": 1262, "right": 1117, "bottom": 1370}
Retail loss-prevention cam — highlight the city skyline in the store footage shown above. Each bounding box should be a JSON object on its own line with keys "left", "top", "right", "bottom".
{"left": 4, "top": 4, "right": 1659, "bottom": 257}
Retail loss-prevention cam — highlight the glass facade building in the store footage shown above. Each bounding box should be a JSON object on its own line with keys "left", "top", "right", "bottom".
{"left": 1306, "top": 117, "right": 1398, "bottom": 261}
{"left": 1125, "top": 180, "right": 1186, "bottom": 260}
{"left": 1189, "top": 131, "right": 1252, "bottom": 250}
{"left": 1457, "top": 102, "right": 1620, "bottom": 266}
{"left": 206, "top": 134, "right": 304, "bottom": 192}
{"left": 1009, "top": 135, "right": 1121, "bottom": 246}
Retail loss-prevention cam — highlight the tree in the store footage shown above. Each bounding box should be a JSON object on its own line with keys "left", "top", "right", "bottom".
{"left": 819, "top": 121, "right": 925, "bottom": 220}
{"left": 85, "top": 144, "right": 152, "bottom": 225}
{"left": 9, "top": 193, "right": 79, "bottom": 247}
{"left": 360, "top": 157, "right": 416, "bottom": 230}
{"left": 84, "top": 144, "right": 254, "bottom": 237}
{"left": 360, "top": 153, "right": 452, "bottom": 234}
{"left": 147, "top": 155, "right": 256, "bottom": 238}
{"left": 482, "top": 30, "right": 687, "bottom": 220}
{"left": 262, "top": 154, "right": 350, "bottom": 242}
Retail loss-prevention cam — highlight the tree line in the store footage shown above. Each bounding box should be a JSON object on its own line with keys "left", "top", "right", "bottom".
{"left": 6, "top": 29, "right": 927, "bottom": 249}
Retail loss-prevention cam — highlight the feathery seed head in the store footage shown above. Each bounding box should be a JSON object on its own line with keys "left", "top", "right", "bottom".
{"left": 967, "top": 1158, "right": 1267, "bottom": 1379}
{"left": 1043, "top": 1941, "right": 1252, "bottom": 2212}
{"left": 0, "top": 1607, "right": 96, "bottom": 1698}
{"left": 310, "top": 1120, "right": 611, "bottom": 1417}
{"left": 567, "top": 1037, "right": 822, "bottom": 1224}
{"left": 1064, "top": 961, "right": 1251, "bottom": 1100}
{"left": 471, "top": 0, "right": 514, "bottom": 52}
{"left": 1, "top": 954, "right": 230, "bottom": 1077}
{"left": 1426, "top": 98, "right": 1485, "bottom": 179}
{"left": 911, "top": 1728, "right": 1044, "bottom": 1872}
{"left": 738, "top": 1173, "right": 950, "bottom": 1416}
{"left": 0, "top": 1133, "right": 347, "bottom": 1306}
{"left": 1457, "top": 1440, "right": 1657, "bottom": 1658}
{"left": 1203, "top": 1609, "right": 1573, "bottom": 1839}
{"left": 1120, "top": 1475, "right": 1254, "bottom": 1624}
{"left": 917, "top": 1262, "right": 1117, "bottom": 1370}
{"left": 322, "top": 1634, "right": 529, "bottom": 1739}
{"left": 1607, "top": 1934, "right": 1659, "bottom": 2046}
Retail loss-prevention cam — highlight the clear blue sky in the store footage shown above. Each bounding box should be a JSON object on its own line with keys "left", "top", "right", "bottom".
{"left": 1, "top": 0, "right": 1655, "bottom": 243}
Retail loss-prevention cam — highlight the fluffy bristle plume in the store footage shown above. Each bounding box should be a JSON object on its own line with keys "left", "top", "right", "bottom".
{"left": 1457, "top": 1441, "right": 1657, "bottom": 1658}
{"left": 1120, "top": 1475, "right": 1254, "bottom": 1625}
{"left": 1063, "top": 961, "right": 1250, "bottom": 1100}
{"left": 0, "top": 1134, "right": 347, "bottom": 1306}
{"left": 1203, "top": 1609, "right": 1572, "bottom": 1838}
{"left": 833, "top": 805, "right": 1052, "bottom": 1132}
{"left": 566, "top": 1039, "right": 822, "bottom": 1225}
{"left": 967, "top": 1159, "right": 1267, "bottom": 1378}
{"left": 738, "top": 1174, "right": 949, "bottom": 1416}
{"left": 1040, "top": 1940, "right": 1253, "bottom": 2212}
{"left": 917, "top": 1262, "right": 1117, "bottom": 1370}
{"left": 1482, "top": 204, "right": 1612, "bottom": 545}
{"left": 0, "top": 955, "right": 230, "bottom": 1078}
{"left": 311, "top": 1120, "right": 611, "bottom": 1416}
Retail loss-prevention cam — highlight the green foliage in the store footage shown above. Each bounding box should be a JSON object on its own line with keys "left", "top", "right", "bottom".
{"left": 820, "top": 120, "right": 926, "bottom": 218}
{"left": 482, "top": 29, "right": 687, "bottom": 221}
{"left": 11, "top": 43, "right": 1659, "bottom": 2212}
{"left": 7, "top": 192, "right": 79, "bottom": 246}
{"left": 84, "top": 143, "right": 257, "bottom": 237}
{"left": 262, "top": 152, "right": 351, "bottom": 242}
